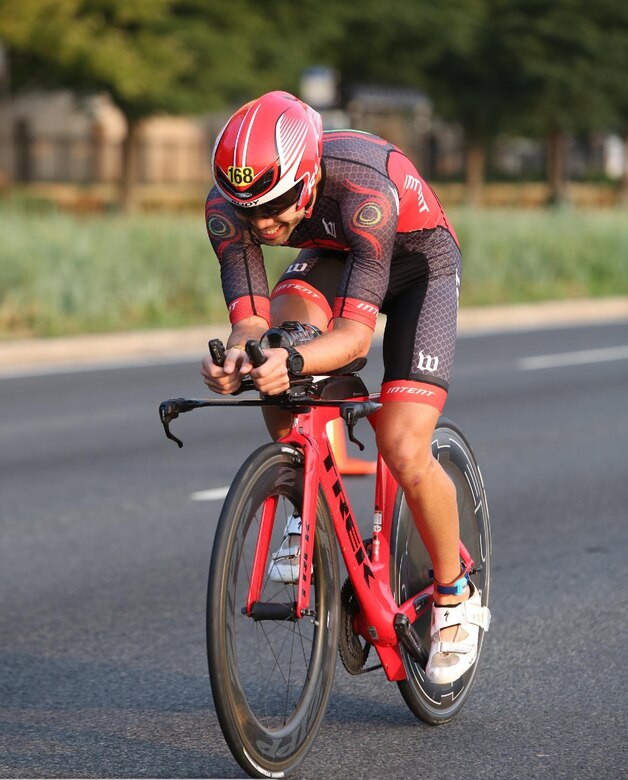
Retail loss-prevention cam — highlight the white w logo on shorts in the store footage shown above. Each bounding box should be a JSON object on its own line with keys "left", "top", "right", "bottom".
{"left": 286, "top": 262, "right": 308, "bottom": 274}
{"left": 416, "top": 351, "right": 439, "bottom": 372}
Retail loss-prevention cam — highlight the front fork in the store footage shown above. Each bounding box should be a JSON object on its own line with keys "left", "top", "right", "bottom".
{"left": 243, "top": 410, "right": 329, "bottom": 620}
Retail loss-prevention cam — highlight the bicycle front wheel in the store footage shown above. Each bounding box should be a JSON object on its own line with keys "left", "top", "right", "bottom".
{"left": 207, "top": 442, "right": 340, "bottom": 778}
{"left": 391, "top": 419, "right": 491, "bottom": 724}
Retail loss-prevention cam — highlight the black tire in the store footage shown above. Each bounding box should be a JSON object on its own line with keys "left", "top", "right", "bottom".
{"left": 390, "top": 419, "right": 491, "bottom": 725}
{"left": 207, "top": 442, "right": 340, "bottom": 778}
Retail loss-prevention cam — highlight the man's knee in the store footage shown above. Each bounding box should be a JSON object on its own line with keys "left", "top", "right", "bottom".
{"left": 375, "top": 402, "right": 440, "bottom": 485}
{"left": 385, "top": 446, "right": 435, "bottom": 490}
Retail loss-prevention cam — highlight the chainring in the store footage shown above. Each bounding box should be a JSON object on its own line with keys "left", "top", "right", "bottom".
{"left": 338, "top": 577, "right": 371, "bottom": 675}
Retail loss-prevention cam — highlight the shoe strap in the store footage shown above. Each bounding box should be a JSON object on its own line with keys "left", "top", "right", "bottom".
{"left": 431, "top": 599, "right": 491, "bottom": 634}
{"left": 432, "top": 639, "right": 476, "bottom": 655}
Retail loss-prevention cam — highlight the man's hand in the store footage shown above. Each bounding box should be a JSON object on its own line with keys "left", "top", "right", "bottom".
{"left": 250, "top": 348, "right": 290, "bottom": 395}
{"left": 200, "top": 346, "right": 251, "bottom": 394}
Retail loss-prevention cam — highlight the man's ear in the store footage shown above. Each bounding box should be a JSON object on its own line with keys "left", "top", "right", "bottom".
{"left": 304, "top": 194, "right": 315, "bottom": 218}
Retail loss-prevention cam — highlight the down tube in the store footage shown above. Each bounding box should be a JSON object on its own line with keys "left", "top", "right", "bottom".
{"left": 319, "top": 440, "right": 401, "bottom": 650}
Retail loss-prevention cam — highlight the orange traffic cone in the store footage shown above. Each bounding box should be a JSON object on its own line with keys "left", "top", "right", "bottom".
{"left": 327, "top": 418, "right": 376, "bottom": 476}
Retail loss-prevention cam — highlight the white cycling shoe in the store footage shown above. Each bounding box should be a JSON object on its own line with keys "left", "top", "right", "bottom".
{"left": 267, "top": 513, "right": 302, "bottom": 584}
{"left": 425, "top": 582, "right": 491, "bottom": 685}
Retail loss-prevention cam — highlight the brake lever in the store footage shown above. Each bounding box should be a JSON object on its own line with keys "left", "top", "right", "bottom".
{"left": 343, "top": 407, "right": 365, "bottom": 451}
{"left": 341, "top": 400, "right": 382, "bottom": 451}
{"left": 159, "top": 397, "right": 220, "bottom": 448}
{"left": 159, "top": 398, "right": 186, "bottom": 448}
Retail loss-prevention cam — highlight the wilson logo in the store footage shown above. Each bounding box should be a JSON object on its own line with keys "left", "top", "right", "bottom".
{"left": 322, "top": 218, "right": 337, "bottom": 238}
{"left": 416, "top": 351, "right": 439, "bottom": 372}
{"left": 286, "top": 262, "right": 308, "bottom": 274}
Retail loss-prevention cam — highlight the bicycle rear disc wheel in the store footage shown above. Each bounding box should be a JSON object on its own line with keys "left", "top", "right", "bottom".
{"left": 391, "top": 419, "right": 491, "bottom": 724}
{"left": 207, "top": 442, "right": 340, "bottom": 778}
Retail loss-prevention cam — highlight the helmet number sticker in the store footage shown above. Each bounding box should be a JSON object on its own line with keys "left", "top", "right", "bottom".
{"left": 227, "top": 166, "right": 254, "bottom": 185}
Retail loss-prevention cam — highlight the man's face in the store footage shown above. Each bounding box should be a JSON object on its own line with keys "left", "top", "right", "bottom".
{"left": 232, "top": 183, "right": 307, "bottom": 246}
{"left": 235, "top": 201, "right": 306, "bottom": 246}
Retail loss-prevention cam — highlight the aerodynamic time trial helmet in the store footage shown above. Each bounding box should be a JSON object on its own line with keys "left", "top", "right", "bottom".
{"left": 211, "top": 91, "right": 323, "bottom": 213}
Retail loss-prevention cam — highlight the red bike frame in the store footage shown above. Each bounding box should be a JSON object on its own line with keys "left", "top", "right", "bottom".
{"left": 244, "top": 394, "right": 477, "bottom": 683}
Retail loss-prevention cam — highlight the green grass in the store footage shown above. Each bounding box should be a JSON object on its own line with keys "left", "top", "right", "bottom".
{"left": 1, "top": 200, "right": 626, "bottom": 339}
{"left": 453, "top": 208, "right": 628, "bottom": 305}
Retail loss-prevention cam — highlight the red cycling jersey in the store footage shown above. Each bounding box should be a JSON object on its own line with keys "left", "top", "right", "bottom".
{"left": 205, "top": 130, "right": 459, "bottom": 331}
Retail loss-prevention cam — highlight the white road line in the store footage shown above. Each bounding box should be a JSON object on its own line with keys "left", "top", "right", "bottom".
{"left": 518, "top": 344, "right": 628, "bottom": 371}
{"left": 191, "top": 487, "right": 229, "bottom": 501}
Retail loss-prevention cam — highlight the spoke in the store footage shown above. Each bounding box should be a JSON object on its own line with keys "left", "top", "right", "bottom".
{"left": 225, "top": 475, "right": 328, "bottom": 731}
{"left": 256, "top": 620, "right": 301, "bottom": 724}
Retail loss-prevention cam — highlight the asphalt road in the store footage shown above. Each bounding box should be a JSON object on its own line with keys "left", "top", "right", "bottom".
{"left": 1, "top": 321, "right": 627, "bottom": 779}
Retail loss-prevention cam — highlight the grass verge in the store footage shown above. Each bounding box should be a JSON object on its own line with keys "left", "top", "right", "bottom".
{"left": 1, "top": 200, "right": 627, "bottom": 339}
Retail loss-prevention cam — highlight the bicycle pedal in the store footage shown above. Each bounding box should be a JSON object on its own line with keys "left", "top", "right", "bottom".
{"left": 393, "top": 613, "right": 428, "bottom": 665}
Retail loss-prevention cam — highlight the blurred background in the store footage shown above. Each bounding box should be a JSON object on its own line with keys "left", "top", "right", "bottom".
{"left": 1, "top": 6, "right": 627, "bottom": 777}
{"left": 1, "top": 0, "right": 627, "bottom": 338}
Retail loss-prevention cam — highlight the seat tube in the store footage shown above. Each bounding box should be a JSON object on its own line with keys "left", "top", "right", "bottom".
{"left": 374, "top": 452, "right": 398, "bottom": 568}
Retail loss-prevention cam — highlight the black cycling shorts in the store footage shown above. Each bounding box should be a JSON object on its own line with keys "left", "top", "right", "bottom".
{"left": 272, "top": 233, "right": 461, "bottom": 411}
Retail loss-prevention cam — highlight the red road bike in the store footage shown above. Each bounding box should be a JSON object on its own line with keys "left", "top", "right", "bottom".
{"left": 159, "top": 333, "right": 491, "bottom": 779}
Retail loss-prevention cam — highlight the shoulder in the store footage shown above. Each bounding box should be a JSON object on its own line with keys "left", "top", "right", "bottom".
{"left": 205, "top": 185, "right": 232, "bottom": 216}
{"left": 205, "top": 186, "right": 250, "bottom": 249}
{"left": 322, "top": 130, "right": 397, "bottom": 172}
{"left": 322, "top": 131, "right": 399, "bottom": 199}
{"left": 319, "top": 133, "right": 400, "bottom": 224}
{"left": 323, "top": 129, "right": 394, "bottom": 155}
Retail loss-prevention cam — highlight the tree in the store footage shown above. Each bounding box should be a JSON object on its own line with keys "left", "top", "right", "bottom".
{"left": 414, "top": 0, "right": 531, "bottom": 205}
{"left": 330, "top": 0, "right": 532, "bottom": 205}
{"left": 0, "top": 0, "right": 333, "bottom": 208}
{"left": 590, "top": 1, "right": 628, "bottom": 204}
{"left": 330, "top": 0, "right": 628, "bottom": 205}
{"left": 506, "top": 0, "right": 626, "bottom": 205}
{"left": 4, "top": 0, "right": 628, "bottom": 207}
{"left": 1, "top": 0, "right": 192, "bottom": 206}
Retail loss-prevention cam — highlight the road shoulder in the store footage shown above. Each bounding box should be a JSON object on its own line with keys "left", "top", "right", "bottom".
{"left": 1, "top": 297, "right": 627, "bottom": 373}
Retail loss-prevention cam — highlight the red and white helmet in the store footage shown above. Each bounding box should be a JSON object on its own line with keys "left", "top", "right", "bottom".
{"left": 211, "top": 91, "right": 323, "bottom": 212}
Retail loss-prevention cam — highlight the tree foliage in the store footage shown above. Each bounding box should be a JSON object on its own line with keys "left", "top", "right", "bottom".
{"left": 0, "top": 0, "right": 346, "bottom": 115}
{"left": 330, "top": 0, "right": 628, "bottom": 200}
{"left": 2, "top": 0, "right": 628, "bottom": 201}
{"left": 1, "top": 0, "right": 191, "bottom": 117}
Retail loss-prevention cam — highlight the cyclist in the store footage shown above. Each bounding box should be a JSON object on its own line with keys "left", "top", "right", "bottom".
{"left": 201, "top": 90, "right": 489, "bottom": 685}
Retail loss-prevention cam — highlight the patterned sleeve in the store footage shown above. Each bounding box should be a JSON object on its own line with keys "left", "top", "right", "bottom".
{"left": 333, "top": 175, "right": 399, "bottom": 328}
{"left": 205, "top": 188, "right": 271, "bottom": 326}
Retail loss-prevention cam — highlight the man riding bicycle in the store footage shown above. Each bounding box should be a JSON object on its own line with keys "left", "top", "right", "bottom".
{"left": 201, "top": 90, "right": 486, "bottom": 685}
